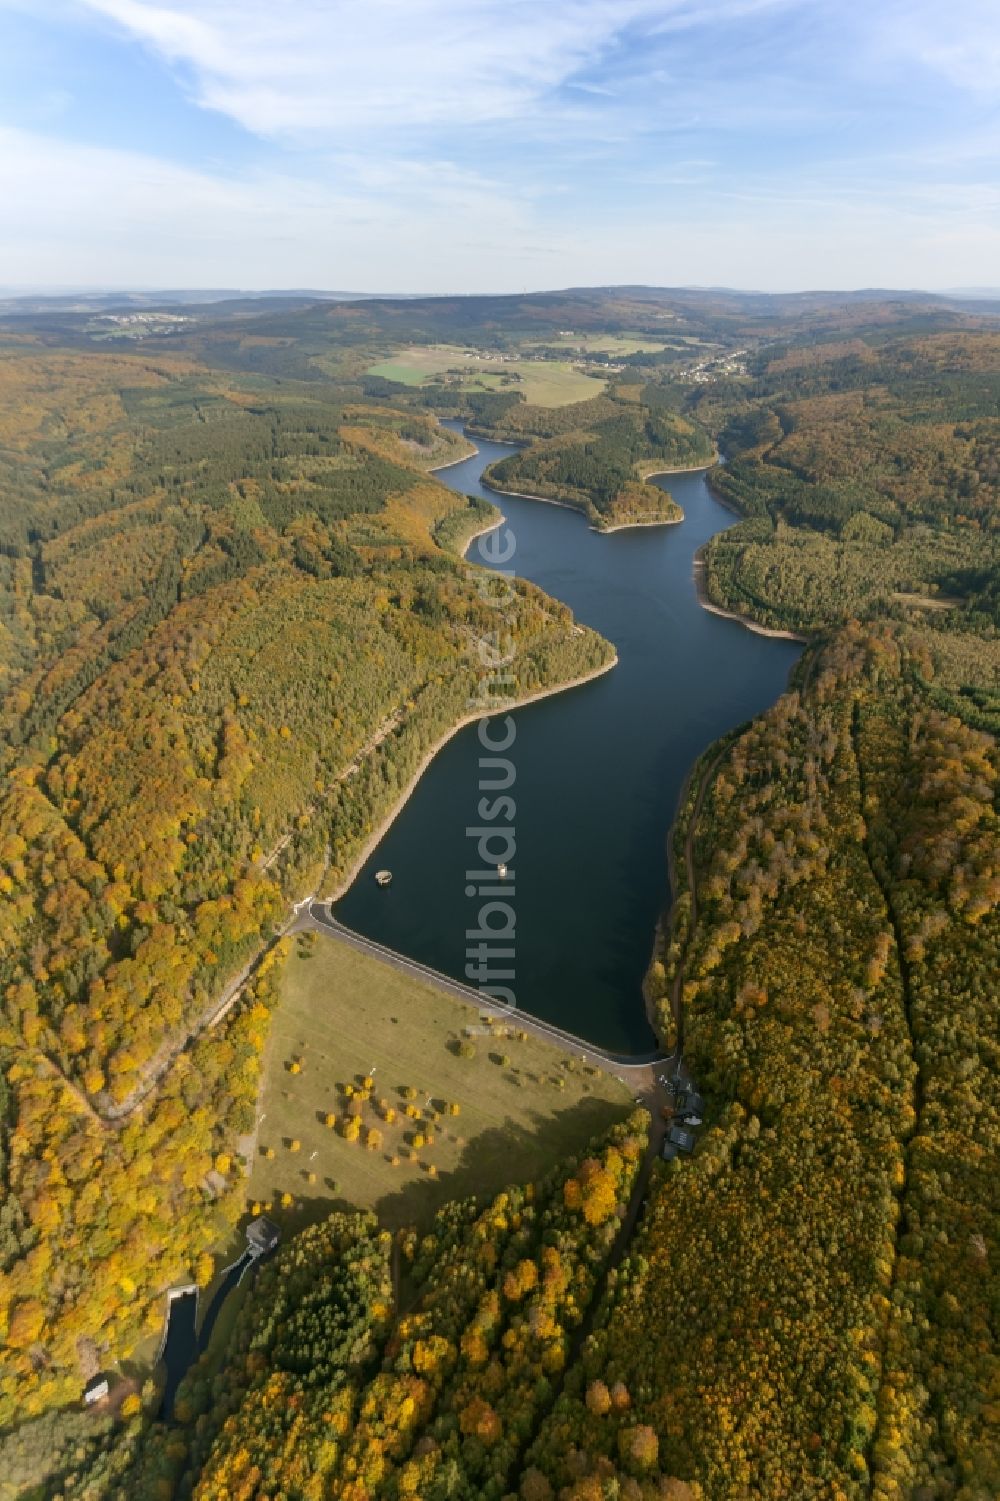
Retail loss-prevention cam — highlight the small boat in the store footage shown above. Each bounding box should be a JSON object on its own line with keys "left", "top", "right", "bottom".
{"left": 497, "top": 863, "right": 507, "bottom": 880}
{"left": 375, "top": 870, "right": 392, "bottom": 888}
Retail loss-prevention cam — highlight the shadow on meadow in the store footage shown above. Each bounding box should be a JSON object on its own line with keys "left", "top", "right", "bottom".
{"left": 270, "top": 1088, "right": 629, "bottom": 1237}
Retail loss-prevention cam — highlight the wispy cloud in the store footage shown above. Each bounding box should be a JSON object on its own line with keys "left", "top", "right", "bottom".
{"left": 566, "top": 82, "right": 617, "bottom": 98}
{"left": 0, "top": 124, "right": 531, "bottom": 286}
{"left": 0, "top": 0, "right": 997, "bottom": 288}
{"left": 73, "top": 0, "right": 998, "bottom": 158}
{"left": 873, "top": 0, "right": 1000, "bottom": 93}
{"left": 75, "top": 0, "right": 647, "bottom": 135}
{"left": 74, "top": 0, "right": 815, "bottom": 138}
{"left": 3, "top": 117, "right": 998, "bottom": 293}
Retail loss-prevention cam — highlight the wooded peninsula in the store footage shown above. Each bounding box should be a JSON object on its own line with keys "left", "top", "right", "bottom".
{"left": 0, "top": 286, "right": 995, "bottom": 1500}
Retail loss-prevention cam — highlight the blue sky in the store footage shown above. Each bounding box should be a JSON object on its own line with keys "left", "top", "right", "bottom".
{"left": 1, "top": 0, "right": 998, "bottom": 292}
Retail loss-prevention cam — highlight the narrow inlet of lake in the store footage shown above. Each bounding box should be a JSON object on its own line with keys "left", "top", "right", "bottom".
{"left": 335, "top": 426, "right": 801, "bottom": 1053}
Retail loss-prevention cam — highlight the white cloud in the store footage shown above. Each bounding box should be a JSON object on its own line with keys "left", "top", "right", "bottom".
{"left": 0, "top": 125, "right": 532, "bottom": 287}
{"left": 2, "top": 121, "right": 998, "bottom": 292}
{"left": 2, "top": 1, "right": 999, "bottom": 289}
{"left": 74, "top": 0, "right": 794, "bottom": 138}
{"left": 874, "top": 0, "right": 1000, "bottom": 93}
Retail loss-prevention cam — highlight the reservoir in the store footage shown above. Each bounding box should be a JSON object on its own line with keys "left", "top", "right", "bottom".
{"left": 335, "top": 427, "right": 800, "bottom": 1053}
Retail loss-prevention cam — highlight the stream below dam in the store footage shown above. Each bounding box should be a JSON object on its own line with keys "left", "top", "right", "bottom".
{"left": 158, "top": 423, "right": 803, "bottom": 1408}
{"left": 159, "top": 1249, "right": 253, "bottom": 1419}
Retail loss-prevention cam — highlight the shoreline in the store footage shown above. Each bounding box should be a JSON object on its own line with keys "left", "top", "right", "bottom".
{"left": 423, "top": 420, "right": 801, "bottom": 1061}
{"left": 483, "top": 477, "right": 683, "bottom": 531}
{"left": 639, "top": 454, "right": 718, "bottom": 479}
{"left": 323, "top": 652, "right": 618, "bottom": 904}
{"left": 461, "top": 425, "right": 525, "bottom": 450}
{"left": 426, "top": 435, "right": 479, "bottom": 472}
{"left": 702, "top": 466, "right": 744, "bottom": 516}
{"left": 482, "top": 477, "right": 588, "bottom": 518}
{"left": 436, "top": 424, "right": 695, "bottom": 537}
{"left": 598, "top": 456, "right": 715, "bottom": 531}
{"left": 443, "top": 433, "right": 804, "bottom": 648}
{"left": 460, "top": 515, "right": 505, "bottom": 554}
{"left": 482, "top": 470, "right": 714, "bottom": 536}
{"left": 692, "top": 550, "right": 806, "bottom": 642}
{"left": 427, "top": 432, "right": 504, "bottom": 558}
{"left": 597, "top": 513, "right": 683, "bottom": 534}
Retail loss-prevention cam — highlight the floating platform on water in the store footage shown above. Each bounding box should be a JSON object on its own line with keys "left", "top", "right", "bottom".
{"left": 375, "top": 869, "right": 392, "bottom": 887}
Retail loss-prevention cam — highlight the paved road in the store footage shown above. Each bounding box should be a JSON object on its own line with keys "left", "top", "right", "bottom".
{"left": 669, "top": 742, "right": 727, "bottom": 1045}
{"left": 300, "top": 901, "right": 674, "bottom": 1096}
{"left": 300, "top": 901, "right": 698, "bottom": 1263}
{"left": 295, "top": 895, "right": 700, "bottom": 1404}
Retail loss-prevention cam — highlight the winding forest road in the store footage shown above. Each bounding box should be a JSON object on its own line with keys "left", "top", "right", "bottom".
{"left": 664, "top": 641, "right": 818, "bottom": 1042}
{"left": 668, "top": 744, "right": 727, "bottom": 1042}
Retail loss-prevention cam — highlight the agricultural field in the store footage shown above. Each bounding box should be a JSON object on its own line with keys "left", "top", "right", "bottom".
{"left": 365, "top": 342, "right": 604, "bottom": 404}
{"left": 248, "top": 931, "right": 633, "bottom": 1229}
{"left": 0, "top": 341, "right": 616, "bottom": 1427}
{"left": 526, "top": 332, "right": 671, "bottom": 355}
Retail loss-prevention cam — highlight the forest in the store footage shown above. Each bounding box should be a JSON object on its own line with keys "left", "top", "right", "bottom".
{"left": 0, "top": 338, "right": 612, "bottom": 1435}
{"left": 9, "top": 1112, "right": 654, "bottom": 1499}
{"left": 0, "top": 298, "right": 997, "bottom": 1500}
{"left": 562, "top": 328, "right": 998, "bottom": 1496}
{"left": 565, "top": 623, "right": 998, "bottom": 1498}
{"left": 691, "top": 333, "right": 1000, "bottom": 719}
{"left": 9, "top": 284, "right": 992, "bottom": 377}
{"left": 475, "top": 386, "right": 711, "bottom": 529}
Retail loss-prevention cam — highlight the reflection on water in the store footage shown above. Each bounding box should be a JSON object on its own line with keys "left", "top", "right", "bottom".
{"left": 336, "top": 428, "right": 800, "bottom": 1053}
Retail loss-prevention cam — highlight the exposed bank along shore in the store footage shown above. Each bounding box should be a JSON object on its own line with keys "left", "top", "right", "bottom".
{"left": 692, "top": 548, "right": 807, "bottom": 642}
{"left": 441, "top": 431, "right": 805, "bottom": 641}
{"left": 323, "top": 651, "right": 618, "bottom": 905}
{"left": 423, "top": 435, "right": 478, "bottom": 472}
{"left": 320, "top": 447, "right": 623, "bottom": 905}
{"left": 598, "top": 457, "right": 719, "bottom": 532}
{"left": 481, "top": 480, "right": 684, "bottom": 535}
{"left": 478, "top": 451, "right": 728, "bottom": 535}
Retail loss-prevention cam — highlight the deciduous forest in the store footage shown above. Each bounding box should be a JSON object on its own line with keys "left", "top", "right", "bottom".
{"left": 695, "top": 335, "right": 1000, "bottom": 718}
{"left": 476, "top": 387, "right": 710, "bottom": 529}
{"left": 618, "top": 325, "right": 999, "bottom": 1497}
{"left": 0, "top": 335, "right": 611, "bottom": 1434}
{"left": 0, "top": 291, "right": 996, "bottom": 1500}
{"left": 565, "top": 624, "right": 998, "bottom": 1498}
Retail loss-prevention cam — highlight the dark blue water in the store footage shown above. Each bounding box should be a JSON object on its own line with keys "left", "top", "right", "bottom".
{"left": 159, "top": 1290, "right": 198, "bottom": 1419}
{"left": 336, "top": 428, "right": 800, "bottom": 1052}
{"left": 159, "top": 1250, "right": 252, "bottom": 1417}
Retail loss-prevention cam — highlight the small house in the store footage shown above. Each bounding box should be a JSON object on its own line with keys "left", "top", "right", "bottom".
{"left": 667, "top": 1125, "right": 697, "bottom": 1154}
{"left": 246, "top": 1215, "right": 280, "bottom": 1257}
{"left": 83, "top": 1375, "right": 110, "bottom": 1405}
{"left": 674, "top": 1088, "right": 704, "bottom": 1116}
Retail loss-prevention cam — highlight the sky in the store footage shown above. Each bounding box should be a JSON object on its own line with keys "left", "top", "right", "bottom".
{"left": 1, "top": 0, "right": 999, "bottom": 293}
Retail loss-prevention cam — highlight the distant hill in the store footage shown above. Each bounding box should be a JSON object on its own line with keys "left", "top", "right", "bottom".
{"left": 0, "top": 287, "right": 423, "bottom": 315}
{"left": 944, "top": 286, "right": 1000, "bottom": 301}
{"left": 3, "top": 284, "right": 998, "bottom": 382}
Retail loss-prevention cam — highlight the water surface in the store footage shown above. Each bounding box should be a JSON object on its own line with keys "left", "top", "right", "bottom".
{"left": 336, "top": 428, "right": 800, "bottom": 1052}
{"left": 159, "top": 1251, "right": 252, "bottom": 1418}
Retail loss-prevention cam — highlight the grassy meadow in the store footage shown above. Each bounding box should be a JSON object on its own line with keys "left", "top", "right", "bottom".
{"left": 247, "top": 931, "right": 632, "bottom": 1231}
{"left": 526, "top": 332, "right": 669, "bottom": 355}
{"left": 365, "top": 343, "right": 603, "bottom": 405}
